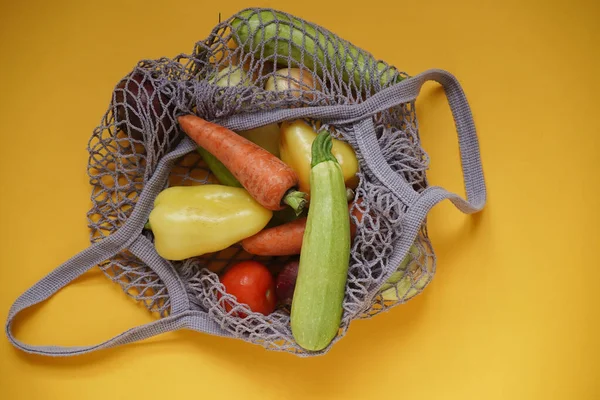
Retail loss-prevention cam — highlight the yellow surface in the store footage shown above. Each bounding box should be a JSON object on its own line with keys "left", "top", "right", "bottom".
{"left": 0, "top": 0, "right": 598, "bottom": 398}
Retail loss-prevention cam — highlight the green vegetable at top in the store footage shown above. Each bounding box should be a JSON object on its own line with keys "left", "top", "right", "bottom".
{"left": 230, "top": 8, "right": 403, "bottom": 91}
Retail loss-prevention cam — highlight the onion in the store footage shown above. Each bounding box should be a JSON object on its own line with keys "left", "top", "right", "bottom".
{"left": 275, "top": 260, "right": 299, "bottom": 305}
{"left": 113, "top": 71, "right": 174, "bottom": 142}
{"left": 264, "top": 68, "right": 321, "bottom": 100}
{"left": 211, "top": 65, "right": 252, "bottom": 88}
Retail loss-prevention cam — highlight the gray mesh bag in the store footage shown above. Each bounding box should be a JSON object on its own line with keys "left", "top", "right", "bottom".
{"left": 5, "top": 8, "right": 486, "bottom": 357}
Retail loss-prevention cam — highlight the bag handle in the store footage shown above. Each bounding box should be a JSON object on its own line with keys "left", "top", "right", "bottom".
{"left": 411, "top": 70, "right": 486, "bottom": 214}
{"left": 351, "top": 70, "right": 486, "bottom": 309}
{"left": 4, "top": 137, "right": 228, "bottom": 356}
{"left": 353, "top": 69, "right": 487, "bottom": 214}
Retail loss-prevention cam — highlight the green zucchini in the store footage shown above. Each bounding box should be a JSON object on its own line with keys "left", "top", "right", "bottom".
{"left": 230, "top": 9, "right": 403, "bottom": 90}
{"left": 197, "top": 147, "right": 243, "bottom": 187}
{"left": 290, "top": 131, "right": 351, "bottom": 351}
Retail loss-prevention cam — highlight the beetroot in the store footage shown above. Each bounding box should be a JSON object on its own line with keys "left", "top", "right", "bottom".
{"left": 113, "top": 71, "right": 175, "bottom": 142}
{"left": 275, "top": 260, "right": 299, "bottom": 305}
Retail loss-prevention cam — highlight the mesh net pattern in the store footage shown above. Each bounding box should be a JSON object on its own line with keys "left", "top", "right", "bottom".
{"left": 86, "top": 8, "right": 436, "bottom": 352}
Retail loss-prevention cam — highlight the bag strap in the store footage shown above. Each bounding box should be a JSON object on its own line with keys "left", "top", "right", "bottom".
{"left": 7, "top": 308, "right": 227, "bottom": 357}
{"left": 350, "top": 70, "right": 486, "bottom": 308}
{"left": 5, "top": 137, "right": 227, "bottom": 356}
{"left": 411, "top": 70, "right": 486, "bottom": 214}
{"left": 353, "top": 69, "right": 487, "bottom": 214}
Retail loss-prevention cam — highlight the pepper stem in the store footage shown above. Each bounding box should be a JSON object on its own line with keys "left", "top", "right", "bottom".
{"left": 283, "top": 190, "right": 308, "bottom": 216}
{"left": 311, "top": 130, "right": 337, "bottom": 168}
{"left": 144, "top": 221, "right": 152, "bottom": 230}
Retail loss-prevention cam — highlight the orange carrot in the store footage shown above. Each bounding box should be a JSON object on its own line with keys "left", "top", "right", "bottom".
{"left": 242, "top": 218, "right": 308, "bottom": 256}
{"left": 349, "top": 198, "right": 365, "bottom": 238}
{"left": 178, "top": 115, "right": 307, "bottom": 213}
{"left": 242, "top": 201, "right": 364, "bottom": 256}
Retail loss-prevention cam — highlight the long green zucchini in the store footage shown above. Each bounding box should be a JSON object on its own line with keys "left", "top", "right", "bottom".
{"left": 290, "top": 131, "right": 351, "bottom": 351}
{"left": 230, "top": 9, "right": 403, "bottom": 90}
{"left": 197, "top": 147, "right": 243, "bottom": 187}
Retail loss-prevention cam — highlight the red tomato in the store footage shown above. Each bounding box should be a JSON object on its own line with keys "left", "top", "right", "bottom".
{"left": 218, "top": 261, "right": 277, "bottom": 316}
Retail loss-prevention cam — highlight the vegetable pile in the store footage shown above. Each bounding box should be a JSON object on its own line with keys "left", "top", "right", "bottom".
{"left": 140, "top": 9, "right": 425, "bottom": 352}
{"left": 147, "top": 115, "right": 423, "bottom": 350}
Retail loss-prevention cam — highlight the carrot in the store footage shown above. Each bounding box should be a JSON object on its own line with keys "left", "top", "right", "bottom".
{"left": 242, "top": 217, "right": 308, "bottom": 256}
{"left": 178, "top": 115, "right": 307, "bottom": 214}
{"left": 349, "top": 197, "right": 365, "bottom": 238}
{"left": 242, "top": 200, "right": 364, "bottom": 256}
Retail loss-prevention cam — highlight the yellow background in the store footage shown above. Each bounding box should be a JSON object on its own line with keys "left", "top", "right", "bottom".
{"left": 1, "top": 0, "right": 598, "bottom": 398}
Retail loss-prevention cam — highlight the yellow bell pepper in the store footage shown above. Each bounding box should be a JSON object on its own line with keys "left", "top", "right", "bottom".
{"left": 279, "top": 120, "right": 359, "bottom": 193}
{"left": 238, "top": 123, "right": 281, "bottom": 158}
{"left": 147, "top": 185, "right": 272, "bottom": 260}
